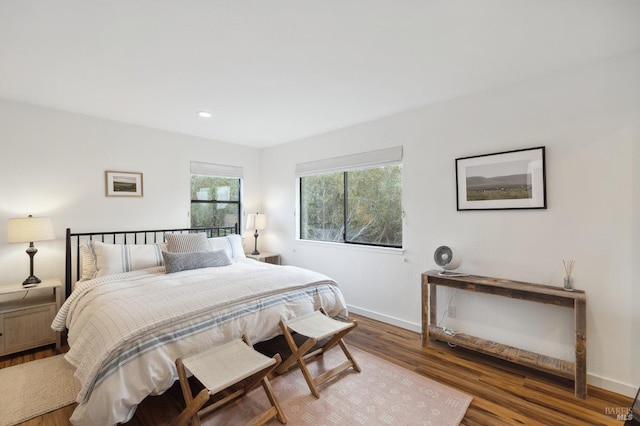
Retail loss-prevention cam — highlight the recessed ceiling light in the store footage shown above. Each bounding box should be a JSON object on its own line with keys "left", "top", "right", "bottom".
{"left": 197, "top": 111, "right": 213, "bottom": 118}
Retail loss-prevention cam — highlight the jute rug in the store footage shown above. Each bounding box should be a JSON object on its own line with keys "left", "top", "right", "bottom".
{"left": 0, "top": 355, "right": 80, "bottom": 426}
{"left": 204, "top": 346, "right": 472, "bottom": 425}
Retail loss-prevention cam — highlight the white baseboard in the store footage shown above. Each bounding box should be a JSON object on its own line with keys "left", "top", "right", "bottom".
{"left": 347, "top": 304, "right": 638, "bottom": 399}
{"left": 346, "top": 304, "right": 421, "bottom": 333}
{"left": 588, "top": 373, "right": 638, "bottom": 398}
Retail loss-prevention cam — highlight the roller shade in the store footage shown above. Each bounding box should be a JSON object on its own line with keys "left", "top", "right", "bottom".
{"left": 190, "top": 161, "right": 244, "bottom": 178}
{"left": 295, "top": 146, "right": 403, "bottom": 177}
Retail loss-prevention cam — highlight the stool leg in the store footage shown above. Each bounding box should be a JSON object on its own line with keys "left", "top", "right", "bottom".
{"left": 339, "top": 339, "right": 361, "bottom": 372}
{"left": 173, "top": 389, "right": 208, "bottom": 426}
{"left": 298, "top": 351, "right": 321, "bottom": 398}
{"left": 175, "top": 358, "right": 204, "bottom": 426}
{"left": 277, "top": 336, "right": 317, "bottom": 374}
{"left": 261, "top": 376, "right": 287, "bottom": 424}
{"left": 241, "top": 336, "right": 287, "bottom": 425}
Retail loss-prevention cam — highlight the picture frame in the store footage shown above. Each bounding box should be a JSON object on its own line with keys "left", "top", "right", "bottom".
{"left": 456, "top": 146, "right": 546, "bottom": 211}
{"left": 105, "top": 171, "right": 143, "bottom": 197}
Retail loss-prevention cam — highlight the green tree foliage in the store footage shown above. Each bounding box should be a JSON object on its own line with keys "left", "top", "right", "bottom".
{"left": 190, "top": 176, "right": 240, "bottom": 228}
{"left": 300, "top": 165, "right": 402, "bottom": 247}
{"left": 301, "top": 173, "right": 345, "bottom": 242}
{"left": 346, "top": 166, "right": 402, "bottom": 246}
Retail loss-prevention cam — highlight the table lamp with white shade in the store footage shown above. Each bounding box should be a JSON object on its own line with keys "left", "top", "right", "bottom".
{"left": 7, "top": 215, "right": 55, "bottom": 286}
{"left": 246, "top": 213, "right": 267, "bottom": 255}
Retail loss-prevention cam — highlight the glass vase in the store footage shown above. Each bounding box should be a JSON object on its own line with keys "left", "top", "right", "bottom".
{"left": 563, "top": 276, "right": 574, "bottom": 291}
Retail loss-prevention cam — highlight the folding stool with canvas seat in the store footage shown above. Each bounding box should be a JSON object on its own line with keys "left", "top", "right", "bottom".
{"left": 277, "top": 308, "right": 361, "bottom": 398}
{"left": 173, "top": 334, "right": 287, "bottom": 426}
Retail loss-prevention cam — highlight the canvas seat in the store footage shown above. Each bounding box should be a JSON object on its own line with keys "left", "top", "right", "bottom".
{"left": 277, "top": 308, "right": 361, "bottom": 398}
{"left": 173, "top": 335, "right": 287, "bottom": 426}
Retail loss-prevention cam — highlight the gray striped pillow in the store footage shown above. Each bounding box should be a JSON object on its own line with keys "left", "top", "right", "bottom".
{"left": 79, "top": 244, "right": 98, "bottom": 280}
{"left": 165, "top": 232, "right": 212, "bottom": 253}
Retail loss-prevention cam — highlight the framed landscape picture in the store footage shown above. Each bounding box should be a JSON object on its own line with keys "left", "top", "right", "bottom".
{"left": 105, "top": 171, "right": 143, "bottom": 197}
{"left": 456, "top": 147, "right": 546, "bottom": 211}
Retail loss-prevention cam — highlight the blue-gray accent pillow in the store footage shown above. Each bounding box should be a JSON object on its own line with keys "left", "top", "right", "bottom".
{"left": 162, "top": 249, "right": 231, "bottom": 274}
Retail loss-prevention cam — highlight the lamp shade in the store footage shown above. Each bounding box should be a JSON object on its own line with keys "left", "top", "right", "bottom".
{"left": 246, "top": 213, "right": 267, "bottom": 230}
{"left": 8, "top": 216, "right": 55, "bottom": 243}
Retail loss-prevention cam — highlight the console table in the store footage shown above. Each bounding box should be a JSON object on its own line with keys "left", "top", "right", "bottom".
{"left": 422, "top": 270, "right": 587, "bottom": 399}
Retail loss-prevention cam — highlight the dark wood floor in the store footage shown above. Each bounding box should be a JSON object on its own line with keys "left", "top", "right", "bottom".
{"left": 1, "top": 313, "right": 631, "bottom": 425}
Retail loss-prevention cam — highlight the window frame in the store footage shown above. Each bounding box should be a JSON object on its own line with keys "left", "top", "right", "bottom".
{"left": 189, "top": 161, "right": 244, "bottom": 230}
{"left": 190, "top": 177, "right": 242, "bottom": 229}
{"left": 297, "top": 163, "right": 403, "bottom": 249}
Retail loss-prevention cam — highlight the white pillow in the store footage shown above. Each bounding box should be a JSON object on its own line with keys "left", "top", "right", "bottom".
{"left": 208, "top": 234, "right": 246, "bottom": 260}
{"left": 92, "top": 241, "right": 165, "bottom": 278}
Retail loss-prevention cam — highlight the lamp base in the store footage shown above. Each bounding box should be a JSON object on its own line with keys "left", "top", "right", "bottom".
{"left": 252, "top": 230, "right": 260, "bottom": 256}
{"left": 23, "top": 275, "right": 41, "bottom": 287}
{"left": 24, "top": 243, "right": 41, "bottom": 287}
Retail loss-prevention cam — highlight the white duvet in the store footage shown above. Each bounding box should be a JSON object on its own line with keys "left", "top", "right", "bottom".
{"left": 52, "top": 259, "right": 348, "bottom": 426}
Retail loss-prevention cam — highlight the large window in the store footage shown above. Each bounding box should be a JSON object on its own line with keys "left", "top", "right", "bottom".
{"left": 190, "top": 162, "right": 242, "bottom": 229}
{"left": 298, "top": 147, "right": 403, "bottom": 248}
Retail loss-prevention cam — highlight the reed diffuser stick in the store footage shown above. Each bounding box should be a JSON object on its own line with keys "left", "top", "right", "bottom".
{"left": 562, "top": 259, "right": 575, "bottom": 291}
{"left": 563, "top": 259, "right": 575, "bottom": 277}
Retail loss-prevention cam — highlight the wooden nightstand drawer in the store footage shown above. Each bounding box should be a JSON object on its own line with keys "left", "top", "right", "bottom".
{"left": 0, "top": 279, "right": 62, "bottom": 356}
{"left": 0, "top": 304, "right": 57, "bottom": 354}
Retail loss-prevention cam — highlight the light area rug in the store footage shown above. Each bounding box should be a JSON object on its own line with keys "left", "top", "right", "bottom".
{"left": 0, "top": 354, "right": 80, "bottom": 426}
{"left": 204, "top": 346, "right": 472, "bottom": 425}
{"left": 0, "top": 347, "right": 472, "bottom": 426}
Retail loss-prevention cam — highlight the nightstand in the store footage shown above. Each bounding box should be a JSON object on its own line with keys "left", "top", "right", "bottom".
{"left": 245, "top": 252, "right": 281, "bottom": 265}
{"left": 0, "top": 278, "right": 62, "bottom": 356}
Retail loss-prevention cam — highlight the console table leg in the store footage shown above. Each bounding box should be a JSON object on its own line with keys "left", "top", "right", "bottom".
{"left": 575, "top": 299, "right": 587, "bottom": 399}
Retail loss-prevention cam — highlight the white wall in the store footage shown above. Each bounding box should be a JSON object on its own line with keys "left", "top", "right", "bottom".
{"left": 261, "top": 50, "right": 640, "bottom": 396}
{"left": 0, "top": 100, "right": 263, "bottom": 287}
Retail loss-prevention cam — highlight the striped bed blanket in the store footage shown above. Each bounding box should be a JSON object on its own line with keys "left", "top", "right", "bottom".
{"left": 52, "top": 259, "right": 347, "bottom": 426}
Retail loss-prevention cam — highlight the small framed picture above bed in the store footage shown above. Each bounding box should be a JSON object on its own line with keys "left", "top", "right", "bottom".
{"left": 105, "top": 171, "right": 143, "bottom": 197}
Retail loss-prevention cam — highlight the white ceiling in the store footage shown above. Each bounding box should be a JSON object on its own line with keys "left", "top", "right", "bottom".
{"left": 1, "top": 1, "right": 639, "bottom": 148}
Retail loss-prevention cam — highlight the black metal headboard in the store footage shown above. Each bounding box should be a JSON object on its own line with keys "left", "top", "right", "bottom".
{"left": 65, "top": 224, "right": 238, "bottom": 298}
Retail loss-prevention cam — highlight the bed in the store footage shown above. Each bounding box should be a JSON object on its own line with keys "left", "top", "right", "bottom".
{"left": 53, "top": 226, "right": 348, "bottom": 426}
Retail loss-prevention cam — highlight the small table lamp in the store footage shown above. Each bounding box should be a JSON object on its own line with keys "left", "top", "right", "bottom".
{"left": 8, "top": 215, "right": 55, "bottom": 286}
{"left": 246, "top": 213, "right": 267, "bottom": 255}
